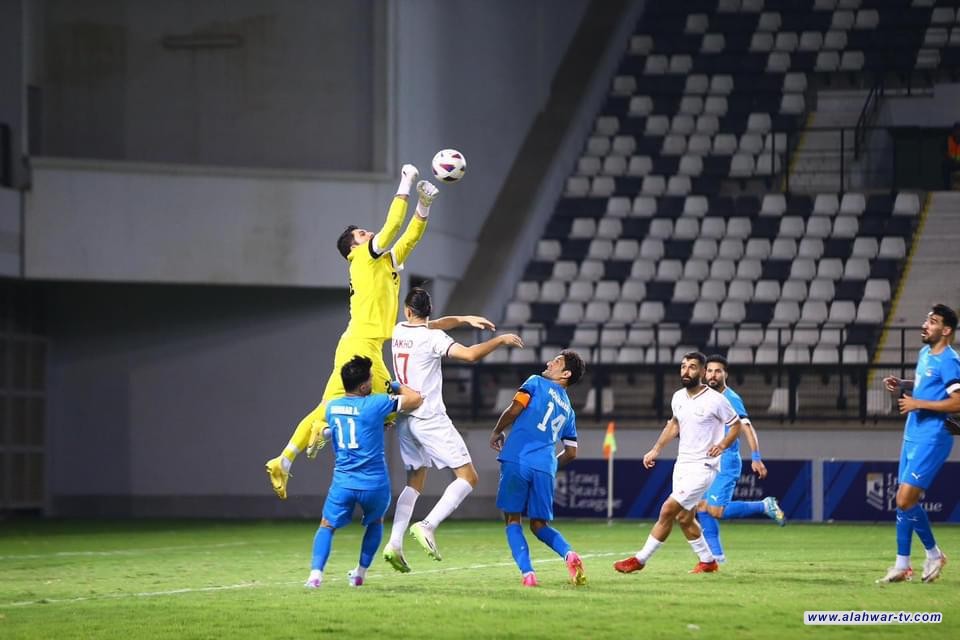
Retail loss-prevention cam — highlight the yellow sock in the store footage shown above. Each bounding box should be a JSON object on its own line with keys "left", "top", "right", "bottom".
{"left": 282, "top": 403, "right": 325, "bottom": 462}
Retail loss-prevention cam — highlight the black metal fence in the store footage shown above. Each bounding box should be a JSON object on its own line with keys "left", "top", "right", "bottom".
{"left": 440, "top": 324, "right": 925, "bottom": 424}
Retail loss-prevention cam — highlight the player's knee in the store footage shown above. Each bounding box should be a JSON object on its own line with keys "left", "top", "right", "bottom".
{"left": 896, "top": 491, "right": 917, "bottom": 510}
{"left": 707, "top": 505, "right": 724, "bottom": 518}
{"left": 676, "top": 510, "right": 694, "bottom": 526}
{"left": 456, "top": 464, "right": 479, "bottom": 487}
{"left": 504, "top": 513, "right": 523, "bottom": 526}
{"left": 529, "top": 519, "right": 547, "bottom": 535}
{"left": 320, "top": 519, "right": 336, "bottom": 530}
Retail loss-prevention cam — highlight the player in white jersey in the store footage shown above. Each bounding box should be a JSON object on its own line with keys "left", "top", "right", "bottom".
{"left": 615, "top": 351, "right": 746, "bottom": 576}
{"left": 383, "top": 288, "right": 523, "bottom": 572}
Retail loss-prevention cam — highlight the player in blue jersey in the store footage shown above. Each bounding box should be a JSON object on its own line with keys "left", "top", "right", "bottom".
{"left": 877, "top": 303, "right": 960, "bottom": 584}
{"left": 696, "top": 354, "right": 785, "bottom": 564}
{"left": 304, "top": 355, "right": 422, "bottom": 589}
{"left": 489, "top": 350, "right": 587, "bottom": 587}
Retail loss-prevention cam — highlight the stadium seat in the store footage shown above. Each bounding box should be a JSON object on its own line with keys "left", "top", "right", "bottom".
{"left": 583, "top": 387, "right": 615, "bottom": 414}
{"left": 767, "top": 388, "right": 799, "bottom": 415}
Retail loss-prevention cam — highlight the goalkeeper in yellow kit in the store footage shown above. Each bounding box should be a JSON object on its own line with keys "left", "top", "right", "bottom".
{"left": 265, "top": 164, "right": 438, "bottom": 499}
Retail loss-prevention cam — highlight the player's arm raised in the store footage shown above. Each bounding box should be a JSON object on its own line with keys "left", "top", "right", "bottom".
{"left": 448, "top": 334, "right": 523, "bottom": 363}
{"left": 489, "top": 391, "right": 529, "bottom": 452}
{"left": 643, "top": 417, "right": 679, "bottom": 468}
{"left": 428, "top": 315, "right": 496, "bottom": 331}
{"left": 372, "top": 164, "right": 419, "bottom": 254}
{"left": 391, "top": 181, "right": 437, "bottom": 267}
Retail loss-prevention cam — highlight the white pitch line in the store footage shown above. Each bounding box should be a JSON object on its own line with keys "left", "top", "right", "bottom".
{"left": 0, "top": 550, "right": 633, "bottom": 608}
{"left": 0, "top": 541, "right": 251, "bottom": 561}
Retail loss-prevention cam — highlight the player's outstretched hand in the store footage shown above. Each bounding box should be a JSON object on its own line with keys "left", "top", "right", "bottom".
{"left": 883, "top": 376, "right": 900, "bottom": 393}
{"left": 642, "top": 448, "right": 658, "bottom": 469}
{"left": 499, "top": 333, "right": 524, "bottom": 348}
{"left": 752, "top": 459, "right": 768, "bottom": 479}
{"left": 490, "top": 431, "right": 505, "bottom": 452}
{"left": 462, "top": 315, "right": 495, "bottom": 331}
{"left": 417, "top": 180, "right": 439, "bottom": 207}
{"left": 706, "top": 444, "right": 724, "bottom": 457}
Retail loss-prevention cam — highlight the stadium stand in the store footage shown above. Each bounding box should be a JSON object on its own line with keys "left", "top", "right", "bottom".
{"left": 496, "top": 0, "right": 959, "bottom": 418}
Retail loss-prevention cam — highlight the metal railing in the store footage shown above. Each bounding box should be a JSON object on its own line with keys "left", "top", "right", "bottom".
{"left": 440, "top": 324, "right": 925, "bottom": 424}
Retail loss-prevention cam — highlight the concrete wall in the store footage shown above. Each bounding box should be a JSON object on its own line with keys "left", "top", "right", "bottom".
{"left": 0, "top": 0, "right": 24, "bottom": 276}
{"left": 24, "top": 0, "right": 589, "bottom": 307}
{"left": 877, "top": 83, "right": 960, "bottom": 128}
{"left": 36, "top": 0, "right": 383, "bottom": 172}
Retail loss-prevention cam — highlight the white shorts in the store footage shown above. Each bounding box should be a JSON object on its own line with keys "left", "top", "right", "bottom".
{"left": 670, "top": 460, "right": 720, "bottom": 511}
{"left": 396, "top": 413, "right": 472, "bottom": 471}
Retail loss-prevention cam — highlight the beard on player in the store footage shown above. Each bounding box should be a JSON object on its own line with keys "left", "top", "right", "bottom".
{"left": 680, "top": 374, "right": 701, "bottom": 389}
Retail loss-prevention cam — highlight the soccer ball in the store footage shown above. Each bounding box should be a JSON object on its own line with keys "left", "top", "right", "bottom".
{"left": 431, "top": 149, "right": 467, "bottom": 183}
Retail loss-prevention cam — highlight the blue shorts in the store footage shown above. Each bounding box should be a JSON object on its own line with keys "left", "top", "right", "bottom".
{"left": 706, "top": 458, "right": 741, "bottom": 508}
{"left": 322, "top": 483, "right": 391, "bottom": 529}
{"left": 496, "top": 461, "right": 555, "bottom": 521}
{"left": 898, "top": 439, "right": 953, "bottom": 490}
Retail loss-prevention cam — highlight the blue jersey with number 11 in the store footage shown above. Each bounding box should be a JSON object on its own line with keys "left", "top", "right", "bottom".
{"left": 325, "top": 393, "right": 399, "bottom": 490}
{"left": 498, "top": 375, "right": 577, "bottom": 475}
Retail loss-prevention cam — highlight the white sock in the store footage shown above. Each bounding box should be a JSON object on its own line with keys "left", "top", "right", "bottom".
{"left": 422, "top": 478, "right": 473, "bottom": 530}
{"left": 354, "top": 565, "right": 368, "bottom": 579}
{"left": 389, "top": 486, "right": 420, "bottom": 547}
{"left": 416, "top": 202, "right": 430, "bottom": 218}
{"left": 688, "top": 535, "right": 715, "bottom": 563}
{"left": 279, "top": 454, "right": 294, "bottom": 472}
{"left": 895, "top": 554, "right": 911, "bottom": 570}
{"left": 636, "top": 534, "right": 663, "bottom": 563}
{"left": 309, "top": 569, "right": 322, "bottom": 582}
{"left": 925, "top": 546, "right": 942, "bottom": 560}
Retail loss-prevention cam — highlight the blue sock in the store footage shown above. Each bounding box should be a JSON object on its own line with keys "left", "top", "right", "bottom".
{"left": 896, "top": 508, "right": 914, "bottom": 557}
{"left": 359, "top": 522, "right": 383, "bottom": 569}
{"left": 722, "top": 501, "right": 765, "bottom": 519}
{"left": 311, "top": 526, "right": 335, "bottom": 571}
{"left": 505, "top": 523, "right": 533, "bottom": 574}
{"left": 533, "top": 525, "right": 572, "bottom": 559}
{"left": 904, "top": 504, "right": 936, "bottom": 551}
{"left": 699, "top": 512, "right": 723, "bottom": 557}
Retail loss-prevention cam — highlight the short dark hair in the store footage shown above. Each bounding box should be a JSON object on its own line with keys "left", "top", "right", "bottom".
{"left": 682, "top": 351, "right": 706, "bottom": 366}
{"left": 705, "top": 354, "right": 728, "bottom": 370}
{"left": 405, "top": 287, "right": 432, "bottom": 318}
{"left": 931, "top": 303, "right": 958, "bottom": 331}
{"left": 560, "top": 349, "right": 586, "bottom": 386}
{"left": 337, "top": 225, "right": 359, "bottom": 260}
{"left": 340, "top": 355, "right": 373, "bottom": 392}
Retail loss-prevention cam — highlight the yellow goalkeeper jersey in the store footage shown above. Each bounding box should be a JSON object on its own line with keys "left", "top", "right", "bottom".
{"left": 344, "top": 199, "right": 426, "bottom": 341}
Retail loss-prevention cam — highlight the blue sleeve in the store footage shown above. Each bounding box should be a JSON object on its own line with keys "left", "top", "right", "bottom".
{"left": 726, "top": 391, "right": 749, "bottom": 420}
{"left": 943, "top": 352, "right": 960, "bottom": 393}
{"left": 519, "top": 375, "right": 540, "bottom": 398}
{"left": 370, "top": 393, "right": 400, "bottom": 420}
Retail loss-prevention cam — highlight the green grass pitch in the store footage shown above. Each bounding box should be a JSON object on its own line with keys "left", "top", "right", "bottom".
{"left": 1, "top": 519, "right": 958, "bottom": 639}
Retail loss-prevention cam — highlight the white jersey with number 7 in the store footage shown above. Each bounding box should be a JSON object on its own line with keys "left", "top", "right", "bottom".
{"left": 391, "top": 322, "right": 456, "bottom": 420}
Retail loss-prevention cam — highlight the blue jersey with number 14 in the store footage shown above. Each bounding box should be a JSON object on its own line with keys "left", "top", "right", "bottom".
{"left": 325, "top": 393, "right": 399, "bottom": 490}
{"left": 498, "top": 375, "right": 577, "bottom": 475}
